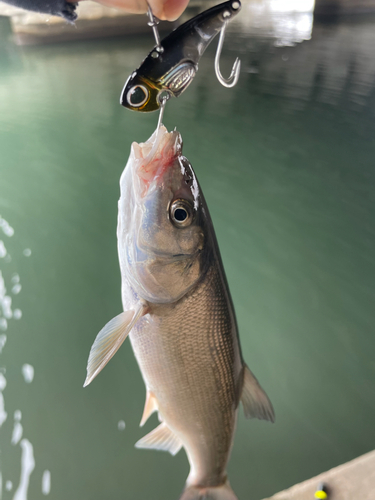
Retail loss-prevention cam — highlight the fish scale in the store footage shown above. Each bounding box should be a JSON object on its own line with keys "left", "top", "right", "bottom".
{"left": 130, "top": 261, "right": 241, "bottom": 486}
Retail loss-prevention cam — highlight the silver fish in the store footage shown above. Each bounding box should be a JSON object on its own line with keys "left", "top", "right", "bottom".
{"left": 84, "top": 126, "right": 274, "bottom": 500}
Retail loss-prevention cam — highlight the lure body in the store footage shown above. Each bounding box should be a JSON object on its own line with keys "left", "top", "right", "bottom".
{"left": 120, "top": 0, "right": 241, "bottom": 112}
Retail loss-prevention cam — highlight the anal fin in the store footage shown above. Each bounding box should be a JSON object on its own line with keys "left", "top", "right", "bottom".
{"left": 140, "top": 390, "right": 158, "bottom": 427}
{"left": 135, "top": 422, "right": 182, "bottom": 456}
{"left": 241, "top": 365, "right": 275, "bottom": 423}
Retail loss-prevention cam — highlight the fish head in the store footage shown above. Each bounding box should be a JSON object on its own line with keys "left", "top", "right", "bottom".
{"left": 118, "top": 126, "right": 208, "bottom": 304}
{"left": 120, "top": 72, "right": 161, "bottom": 112}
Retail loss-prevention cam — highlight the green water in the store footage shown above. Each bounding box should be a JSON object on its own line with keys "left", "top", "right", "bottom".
{"left": 1, "top": 12, "right": 375, "bottom": 500}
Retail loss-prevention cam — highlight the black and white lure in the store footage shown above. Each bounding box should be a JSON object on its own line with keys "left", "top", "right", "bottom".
{"left": 120, "top": 0, "right": 241, "bottom": 112}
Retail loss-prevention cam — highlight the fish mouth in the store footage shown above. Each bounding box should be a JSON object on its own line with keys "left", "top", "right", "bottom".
{"left": 130, "top": 125, "right": 182, "bottom": 196}
{"left": 134, "top": 238, "right": 197, "bottom": 263}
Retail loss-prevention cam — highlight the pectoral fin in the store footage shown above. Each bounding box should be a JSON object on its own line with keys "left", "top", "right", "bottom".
{"left": 135, "top": 422, "right": 182, "bottom": 456}
{"left": 140, "top": 390, "right": 158, "bottom": 427}
{"left": 84, "top": 304, "right": 146, "bottom": 387}
{"left": 241, "top": 365, "right": 275, "bottom": 423}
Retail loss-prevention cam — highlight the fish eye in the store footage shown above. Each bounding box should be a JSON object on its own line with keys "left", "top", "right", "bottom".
{"left": 175, "top": 208, "right": 188, "bottom": 221}
{"left": 170, "top": 200, "right": 193, "bottom": 228}
{"left": 127, "top": 85, "right": 149, "bottom": 107}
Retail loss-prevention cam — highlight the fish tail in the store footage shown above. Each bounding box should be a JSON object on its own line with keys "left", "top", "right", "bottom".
{"left": 179, "top": 480, "right": 238, "bottom": 500}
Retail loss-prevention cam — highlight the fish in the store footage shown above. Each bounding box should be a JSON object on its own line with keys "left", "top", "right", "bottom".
{"left": 84, "top": 125, "right": 274, "bottom": 500}
{"left": 120, "top": 0, "right": 241, "bottom": 112}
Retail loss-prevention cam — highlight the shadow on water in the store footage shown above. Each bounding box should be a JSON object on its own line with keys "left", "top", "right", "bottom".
{"left": 1, "top": 5, "right": 375, "bottom": 500}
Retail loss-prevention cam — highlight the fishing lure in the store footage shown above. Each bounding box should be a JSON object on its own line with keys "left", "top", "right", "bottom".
{"left": 314, "top": 483, "right": 329, "bottom": 499}
{"left": 120, "top": 0, "right": 241, "bottom": 112}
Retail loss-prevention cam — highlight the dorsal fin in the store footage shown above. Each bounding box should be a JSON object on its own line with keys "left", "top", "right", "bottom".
{"left": 241, "top": 365, "right": 275, "bottom": 423}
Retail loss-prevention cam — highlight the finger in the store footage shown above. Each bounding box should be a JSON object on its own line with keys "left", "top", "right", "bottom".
{"left": 148, "top": 0, "right": 190, "bottom": 21}
{"left": 86, "top": 0, "right": 148, "bottom": 14}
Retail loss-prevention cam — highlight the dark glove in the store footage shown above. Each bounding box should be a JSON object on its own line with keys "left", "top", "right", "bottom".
{"left": 2, "top": 0, "right": 78, "bottom": 22}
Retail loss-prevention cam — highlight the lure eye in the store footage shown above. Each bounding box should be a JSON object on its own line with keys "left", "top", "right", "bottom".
{"left": 170, "top": 200, "right": 193, "bottom": 228}
{"left": 127, "top": 85, "right": 149, "bottom": 107}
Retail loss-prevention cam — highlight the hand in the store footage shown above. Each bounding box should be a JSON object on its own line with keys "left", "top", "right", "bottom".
{"left": 71, "top": 0, "right": 190, "bottom": 21}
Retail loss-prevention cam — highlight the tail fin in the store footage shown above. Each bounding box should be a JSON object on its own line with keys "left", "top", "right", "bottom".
{"left": 179, "top": 481, "right": 238, "bottom": 500}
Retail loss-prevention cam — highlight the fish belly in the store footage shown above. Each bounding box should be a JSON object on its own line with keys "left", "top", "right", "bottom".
{"left": 128, "top": 264, "right": 243, "bottom": 486}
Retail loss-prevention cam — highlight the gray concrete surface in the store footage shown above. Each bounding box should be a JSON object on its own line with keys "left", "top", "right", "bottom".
{"left": 263, "top": 450, "right": 375, "bottom": 500}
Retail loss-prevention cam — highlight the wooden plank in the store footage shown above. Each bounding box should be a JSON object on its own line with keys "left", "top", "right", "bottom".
{"left": 262, "top": 450, "right": 375, "bottom": 500}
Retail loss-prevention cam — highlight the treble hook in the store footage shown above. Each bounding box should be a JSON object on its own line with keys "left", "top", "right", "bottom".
{"left": 147, "top": 4, "right": 164, "bottom": 53}
{"left": 214, "top": 20, "right": 241, "bottom": 88}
